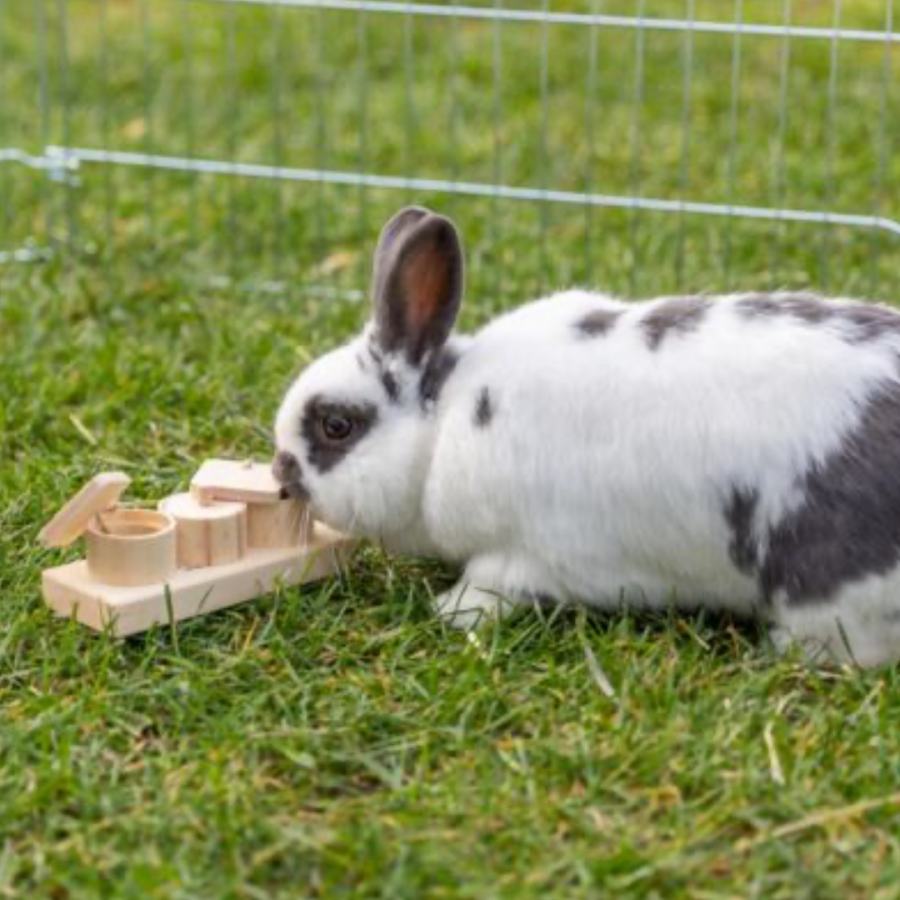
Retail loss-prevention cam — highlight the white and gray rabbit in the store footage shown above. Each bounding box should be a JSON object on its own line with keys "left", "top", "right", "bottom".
{"left": 275, "top": 206, "right": 900, "bottom": 667}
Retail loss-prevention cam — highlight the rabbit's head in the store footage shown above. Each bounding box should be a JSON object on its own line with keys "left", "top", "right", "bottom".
{"left": 274, "top": 207, "right": 464, "bottom": 551}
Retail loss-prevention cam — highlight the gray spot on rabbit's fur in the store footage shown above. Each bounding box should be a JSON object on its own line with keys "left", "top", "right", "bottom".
{"left": 474, "top": 388, "right": 493, "bottom": 428}
{"left": 360, "top": 340, "right": 402, "bottom": 403}
{"left": 641, "top": 296, "right": 712, "bottom": 350}
{"left": 301, "top": 395, "right": 379, "bottom": 473}
{"left": 380, "top": 369, "right": 401, "bottom": 403}
{"left": 724, "top": 487, "right": 760, "bottom": 576}
{"left": 419, "top": 347, "right": 460, "bottom": 408}
{"left": 760, "top": 381, "right": 900, "bottom": 605}
{"left": 576, "top": 309, "right": 622, "bottom": 338}
{"left": 737, "top": 293, "right": 900, "bottom": 344}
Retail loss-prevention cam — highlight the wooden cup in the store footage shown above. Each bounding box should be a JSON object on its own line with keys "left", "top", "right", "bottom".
{"left": 85, "top": 509, "right": 178, "bottom": 587}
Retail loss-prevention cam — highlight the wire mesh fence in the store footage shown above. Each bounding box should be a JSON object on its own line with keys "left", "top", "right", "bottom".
{"left": 0, "top": 0, "right": 898, "bottom": 307}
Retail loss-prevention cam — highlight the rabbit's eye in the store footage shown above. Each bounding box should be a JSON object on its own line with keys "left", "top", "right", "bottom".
{"left": 302, "top": 397, "right": 377, "bottom": 466}
{"left": 321, "top": 414, "right": 354, "bottom": 442}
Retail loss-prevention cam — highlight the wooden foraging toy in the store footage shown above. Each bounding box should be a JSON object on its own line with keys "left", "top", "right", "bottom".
{"left": 40, "top": 463, "right": 354, "bottom": 637}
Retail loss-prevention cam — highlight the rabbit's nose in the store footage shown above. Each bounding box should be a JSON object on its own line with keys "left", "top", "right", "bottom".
{"left": 272, "top": 450, "right": 309, "bottom": 501}
{"left": 273, "top": 450, "right": 299, "bottom": 483}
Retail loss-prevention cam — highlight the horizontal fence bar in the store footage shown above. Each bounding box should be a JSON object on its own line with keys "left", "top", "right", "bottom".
{"left": 0, "top": 247, "right": 51, "bottom": 264}
{"left": 0, "top": 147, "right": 72, "bottom": 171}
{"left": 26, "top": 146, "right": 900, "bottom": 239}
{"left": 196, "top": 0, "right": 900, "bottom": 44}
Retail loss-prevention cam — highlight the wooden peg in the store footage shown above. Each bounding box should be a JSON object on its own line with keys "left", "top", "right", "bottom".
{"left": 247, "top": 497, "right": 314, "bottom": 549}
{"left": 191, "top": 459, "right": 283, "bottom": 506}
{"left": 158, "top": 492, "right": 248, "bottom": 569}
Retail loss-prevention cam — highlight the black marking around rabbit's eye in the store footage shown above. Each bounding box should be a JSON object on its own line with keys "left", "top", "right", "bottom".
{"left": 758, "top": 381, "right": 900, "bottom": 606}
{"left": 301, "top": 396, "right": 379, "bottom": 473}
{"left": 419, "top": 346, "right": 460, "bottom": 408}
{"left": 723, "top": 487, "right": 760, "bottom": 578}
{"left": 641, "top": 296, "right": 711, "bottom": 350}
{"left": 736, "top": 293, "right": 900, "bottom": 344}
{"left": 576, "top": 309, "right": 622, "bottom": 338}
{"left": 474, "top": 387, "right": 493, "bottom": 428}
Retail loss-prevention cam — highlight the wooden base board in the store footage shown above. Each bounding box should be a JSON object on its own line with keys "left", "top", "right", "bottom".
{"left": 42, "top": 525, "right": 355, "bottom": 637}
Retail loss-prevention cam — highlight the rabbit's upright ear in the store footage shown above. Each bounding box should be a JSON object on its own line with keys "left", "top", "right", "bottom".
{"left": 371, "top": 207, "right": 464, "bottom": 364}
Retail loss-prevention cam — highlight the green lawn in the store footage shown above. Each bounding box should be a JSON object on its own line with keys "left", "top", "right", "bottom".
{"left": 2, "top": 1, "right": 900, "bottom": 898}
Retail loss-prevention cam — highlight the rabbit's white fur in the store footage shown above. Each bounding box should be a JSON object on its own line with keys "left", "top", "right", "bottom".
{"left": 275, "top": 208, "right": 900, "bottom": 668}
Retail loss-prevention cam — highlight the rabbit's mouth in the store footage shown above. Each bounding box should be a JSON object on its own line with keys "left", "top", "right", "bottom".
{"left": 272, "top": 451, "right": 310, "bottom": 503}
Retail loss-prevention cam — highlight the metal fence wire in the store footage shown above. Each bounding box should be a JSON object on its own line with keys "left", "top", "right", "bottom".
{"left": 0, "top": 0, "right": 898, "bottom": 303}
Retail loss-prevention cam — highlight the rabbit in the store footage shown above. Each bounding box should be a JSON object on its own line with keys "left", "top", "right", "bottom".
{"left": 274, "top": 205, "right": 900, "bottom": 668}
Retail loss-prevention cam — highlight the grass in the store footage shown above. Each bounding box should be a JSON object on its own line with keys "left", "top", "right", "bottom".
{"left": 2, "top": 1, "right": 900, "bottom": 897}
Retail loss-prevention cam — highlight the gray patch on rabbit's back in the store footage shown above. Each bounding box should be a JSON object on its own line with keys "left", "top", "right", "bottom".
{"left": 723, "top": 487, "right": 760, "bottom": 576}
{"left": 575, "top": 309, "right": 622, "bottom": 338}
{"left": 301, "top": 395, "right": 379, "bottom": 473}
{"left": 759, "top": 381, "right": 900, "bottom": 605}
{"left": 839, "top": 304, "right": 900, "bottom": 343}
{"left": 737, "top": 293, "right": 832, "bottom": 326}
{"left": 736, "top": 293, "right": 900, "bottom": 344}
{"left": 474, "top": 387, "right": 493, "bottom": 428}
{"left": 641, "top": 296, "right": 711, "bottom": 350}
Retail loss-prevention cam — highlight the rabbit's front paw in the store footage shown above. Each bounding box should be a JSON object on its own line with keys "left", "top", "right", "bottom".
{"left": 434, "top": 582, "right": 511, "bottom": 631}
{"left": 769, "top": 625, "right": 832, "bottom": 666}
{"left": 434, "top": 556, "right": 557, "bottom": 631}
